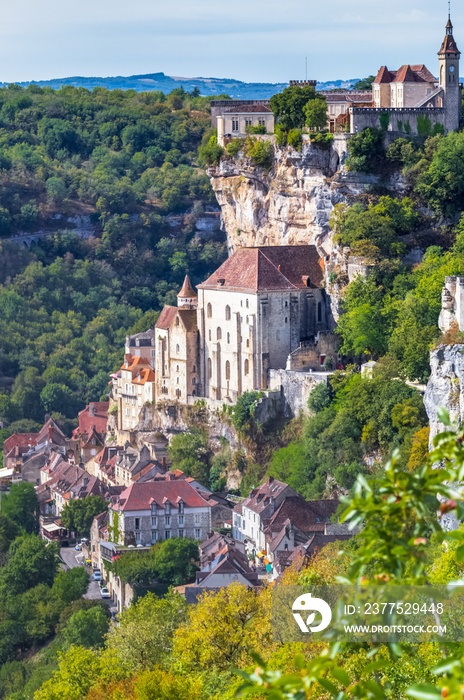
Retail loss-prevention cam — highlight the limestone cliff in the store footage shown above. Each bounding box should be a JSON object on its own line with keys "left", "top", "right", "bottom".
{"left": 424, "top": 344, "right": 464, "bottom": 444}
{"left": 209, "top": 136, "right": 402, "bottom": 255}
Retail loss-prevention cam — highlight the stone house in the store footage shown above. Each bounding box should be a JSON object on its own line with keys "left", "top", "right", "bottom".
{"left": 113, "top": 355, "right": 156, "bottom": 431}
{"left": 109, "top": 479, "right": 215, "bottom": 546}
{"left": 372, "top": 65, "right": 438, "bottom": 109}
{"left": 113, "top": 443, "right": 164, "bottom": 487}
{"left": 125, "top": 329, "right": 156, "bottom": 367}
{"left": 211, "top": 100, "right": 274, "bottom": 143}
{"left": 72, "top": 402, "right": 108, "bottom": 464}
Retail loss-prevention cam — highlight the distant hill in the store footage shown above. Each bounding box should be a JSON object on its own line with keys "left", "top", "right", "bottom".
{"left": 0, "top": 72, "right": 362, "bottom": 98}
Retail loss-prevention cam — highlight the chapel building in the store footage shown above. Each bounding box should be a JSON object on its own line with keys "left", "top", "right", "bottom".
{"left": 154, "top": 245, "right": 330, "bottom": 404}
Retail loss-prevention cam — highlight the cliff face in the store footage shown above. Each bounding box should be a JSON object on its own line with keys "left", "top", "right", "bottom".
{"left": 424, "top": 344, "right": 464, "bottom": 443}
{"left": 424, "top": 343, "right": 464, "bottom": 530}
{"left": 210, "top": 137, "right": 399, "bottom": 255}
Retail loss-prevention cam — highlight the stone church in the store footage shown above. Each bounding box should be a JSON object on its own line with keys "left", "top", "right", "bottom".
{"left": 154, "top": 245, "right": 336, "bottom": 404}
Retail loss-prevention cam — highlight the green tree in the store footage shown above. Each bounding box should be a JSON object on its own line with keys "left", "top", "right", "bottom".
{"left": 152, "top": 538, "right": 199, "bottom": 585}
{"left": 63, "top": 606, "right": 110, "bottom": 649}
{"left": 60, "top": 495, "right": 108, "bottom": 537}
{"left": 270, "top": 85, "right": 320, "bottom": 130}
{"left": 1, "top": 534, "right": 59, "bottom": 594}
{"left": 1, "top": 482, "right": 39, "bottom": 534}
{"left": 52, "top": 568, "right": 89, "bottom": 604}
{"left": 0, "top": 515, "right": 19, "bottom": 554}
{"left": 304, "top": 97, "right": 328, "bottom": 130}
{"left": 167, "top": 430, "right": 211, "bottom": 484}
{"left": 45, "top": 177, "right": 67, "bottom": 204}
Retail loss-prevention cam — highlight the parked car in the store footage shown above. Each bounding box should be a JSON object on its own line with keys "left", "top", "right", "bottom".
{"left": 100, "top": 587, "right": 110, "bottom": 599}
{"left": 93, "top": 570, "right": 102, "bottom": 581}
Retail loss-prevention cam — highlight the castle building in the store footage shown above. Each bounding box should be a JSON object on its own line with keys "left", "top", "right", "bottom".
{"left": 351, "top": 15, "right": 461, "bottom": 134}
{"left": 113, "top": 355, "right": 156, "bottom": 431}
{"left": 154, "top": 246, "right": 332, "bottom": 405}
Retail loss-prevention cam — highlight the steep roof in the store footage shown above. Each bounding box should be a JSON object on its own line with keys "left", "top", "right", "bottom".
{"left": 439, "top": 34, "right": 461, "bottom": 55}
{"left": 155, "top": 306, "right": 178, "bottom": 330}
{"left": 235, "top": 477, "right": 290, "bottom": 515}
{"left": 178, "top": 275, "right": 197, "bottom": 299}
{"left": 126, "top": 329, "right": 156, "bottom": 347}
{"left": 374, "top": 64, "right": 437, "bottom": 84}
{"left": 132, "top": 367, "right": 156, "bottom": 385}
{"left": 115, "top": 480, "right": 213, "bottom": 512}
{"left": 177, "top": 308, "right": 198, "bottom": 332}
{"left": 3, "top": 432, "right": 38, "bottom": 454}
{"left": 199, "top": 246, "right": 324, "bottom": 293}
{"left": 73, "top": 402, "right": 108, "bottom": 441}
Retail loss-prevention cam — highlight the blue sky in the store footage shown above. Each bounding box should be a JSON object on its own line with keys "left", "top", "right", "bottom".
{"left": 0, "top": 0, "right": 460, "bottom": 83}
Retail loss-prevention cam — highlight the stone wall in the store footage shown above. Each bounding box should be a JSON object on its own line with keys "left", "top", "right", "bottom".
{"left": 286, "top": 331, "right": 340, "bottom": 371}
{"left": 350, "top": 107, "right": 446, "bottom": 136}
{"left": 268, "top": 369, "right": 330, "bottom": 418}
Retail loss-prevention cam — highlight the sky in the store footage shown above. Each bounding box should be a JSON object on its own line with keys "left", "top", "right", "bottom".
{"left": 0, "top": 0, "right": 460, "bottom": 84}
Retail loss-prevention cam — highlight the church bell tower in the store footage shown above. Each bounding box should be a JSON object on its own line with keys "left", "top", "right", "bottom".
{"left": 438, "top": 7, "right": 461, "bottom": 132}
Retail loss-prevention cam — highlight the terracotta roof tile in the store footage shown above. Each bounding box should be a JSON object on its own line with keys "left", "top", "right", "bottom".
{"left": 199, "top": 246, "right": 323, "bottom": 292}
{"left": 155, "top": 305, "right": 178, "bottom": 330}
{"left": 3, "top": 433, "right": 38, "bottom": 453}
{"left": 116, "top": 480, "right": 212, "bottom": 511}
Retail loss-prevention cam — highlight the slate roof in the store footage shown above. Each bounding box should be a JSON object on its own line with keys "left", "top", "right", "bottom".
{"left": 199, "top": 246, "right": 324, "bottom": 293}
{"left": 265, "top": 496, "right": 339, "bottom": 535}
{"left": 115, "top": 480, "right": 213, "bottom": 512}
{"left": 127, "top": 329, "right": 156, "bottom": 347}
{"left": 234, "top": 477, "right": 290, "bottom": 516}
{"left": 439, "top": 34, "right": 461, "bottom": 55}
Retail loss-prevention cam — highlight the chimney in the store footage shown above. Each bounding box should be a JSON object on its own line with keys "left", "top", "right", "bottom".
{"left": 218, "top": 278, "right": 225, "bottom": 286}
{"left": 161, "top": 457, "right": 167, "bottom": 470}
{"left": 89, "top": 403, "right": 95, "bottom": 417}
{"left": 268, "top": 476, "right": 274, "bottom": 485}
{"left": 124, "top": 353, "right": 132, "bottom": 364}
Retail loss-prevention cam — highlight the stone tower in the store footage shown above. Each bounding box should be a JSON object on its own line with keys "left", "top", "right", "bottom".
{"left": 438, "top": 11, "right": 461, "bottom": 132}
{"left": 177, "top": 275, "right": 198, "bottom": 309}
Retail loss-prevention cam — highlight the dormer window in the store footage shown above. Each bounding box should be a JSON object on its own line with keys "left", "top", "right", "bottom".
{"left": 178, "top": 501, "right": 184, "bottom": 514}
{"left": 165, "top": 502, "right": 171, "bottom": 515}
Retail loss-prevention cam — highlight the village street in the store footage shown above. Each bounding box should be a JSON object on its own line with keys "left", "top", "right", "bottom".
{"left": 60, "top": 547, "right": 116, "bottom": 609}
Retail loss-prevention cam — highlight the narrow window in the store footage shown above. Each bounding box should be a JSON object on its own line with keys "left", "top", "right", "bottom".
{"left": 244, "top": 359, "right": 249, "bottom": 375}
{"left": 176, "top": 344, "right": 180, "bottom": 353}
{"left": 225, "top": 305, "right": 231, "bottom": 320}
{"left": 216, "top": 327, "right": 222, "bottom": 340}
{"left": 317, "top": 302, "right": 322, "bottom": 323}
{"left": 208, "top": 358, "right": 212, "bottom": 378}
{"left": 225, "top": 360, "right": 231, "bottom": 380}
{"left": 227, "top": 332, "right": 230, "bottom": 344}
{"left": 207, "top": 303, "right": 212, "bottom": 318}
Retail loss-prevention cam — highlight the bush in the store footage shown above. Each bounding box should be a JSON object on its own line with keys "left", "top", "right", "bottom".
{"left": 246, "top": 125, "right": 266, "bottom": 135}
{"left": 245, "top": 139, "right": 274, "bottom": 169}
{"left": 309, "top": 132, "right": 334, "bottom": 149}
{"left": 225, "top": 138, "right": 244, "bottom": 157}
{"left": 287, "top": 129, "right": 302, "bottom": 151}
{"left": 198, "top": 133, "right": 224, "bottom": 166}
{"left": 274, "top": 124, "right": 288, "bottom": 146}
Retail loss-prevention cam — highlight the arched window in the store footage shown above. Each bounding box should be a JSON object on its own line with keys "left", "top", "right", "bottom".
{"left": 225, "top": 305, "right": 231, "bottom": 320}
{"left": 176, "top": 365, "right": 179, "bottom": 371}
{"left": 225, "top": 360, "right": 231, "bottom": 380}
{"left": 192, "top": 364, "right": 196, "bottom": 373}
{"left": 216, "top": 327, "right": 222, "bottom": 340}
{"left": 244, "top": 359, "right": 249, "bottom": 375}
{"left": 175, "top": 316, "right": 180, "bottom": 326}
{"left": 227, "top": 332, "right": 230, "bottom": 344}
{"left": 317, "top": 302, "right": 322, "bottom": 323}
{"left": 192, "top": 377, "right": 196, "bottom": 385}
{"left": 176, "top": 344, "right": 180, "bottom": 353}
{"left": 176, "top": 389, "right": 181, "bottom": 398}
{"left": 207, "top": 303, "right": 212, "bottom": 318}
{"left": 208, "top": 358, "right": 212, "bottom": 379}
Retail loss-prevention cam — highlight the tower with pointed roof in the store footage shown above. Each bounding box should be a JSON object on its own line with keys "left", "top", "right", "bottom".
{"left": 177, "top": 275, "right": 198, "bottom": 309}
{"left": 439, "top": 9, "right": 461, "bottom": 132}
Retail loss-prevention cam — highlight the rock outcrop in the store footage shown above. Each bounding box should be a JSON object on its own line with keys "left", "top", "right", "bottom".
{"left": 424, "top": 344, "right": 464, "bottom": 444}
{"left": 209, "top": 136, "right": 402, "bottom": 255}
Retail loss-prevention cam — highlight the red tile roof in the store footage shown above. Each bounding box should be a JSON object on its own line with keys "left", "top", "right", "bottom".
{"left": 3, "top": 433, "right": 38, "bottom": 454}
{"left": 374, "top": 64, "right": 437, "bottom": 84}
{"left": 199, "top": 246, "right": 324, "bottom": 293}
{"left": 132, "top": 367, "right": 156, "bottom": 385}
{"left": 115, "top": 480, "right": 213, "bottom": 511}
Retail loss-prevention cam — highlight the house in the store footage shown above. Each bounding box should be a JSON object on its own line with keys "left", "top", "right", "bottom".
{"left": 192, "top": 540, "right": 258, "bottom": 589}
{"left": 112, "top": 355, "right": 156, "bottom": 431}
{"left": 113, "top": 444, "right": 165, "bottom": 487}
{"left": 211, "top": 99, "right": 275, "bottom": 143}
{"left": 125, "top": 329, "right": 156, "bottom": 367}
{"left": 108, "top": 479, "right": 216, "bottom": 546}
{"left": 72, "top": 402, "right": 108, "bottom": 463}
{"left": 5, "top": 418, "right": 77, "bottom": 485}
{"left": 86, "top": 445, "right": 123, "bottom": 485}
